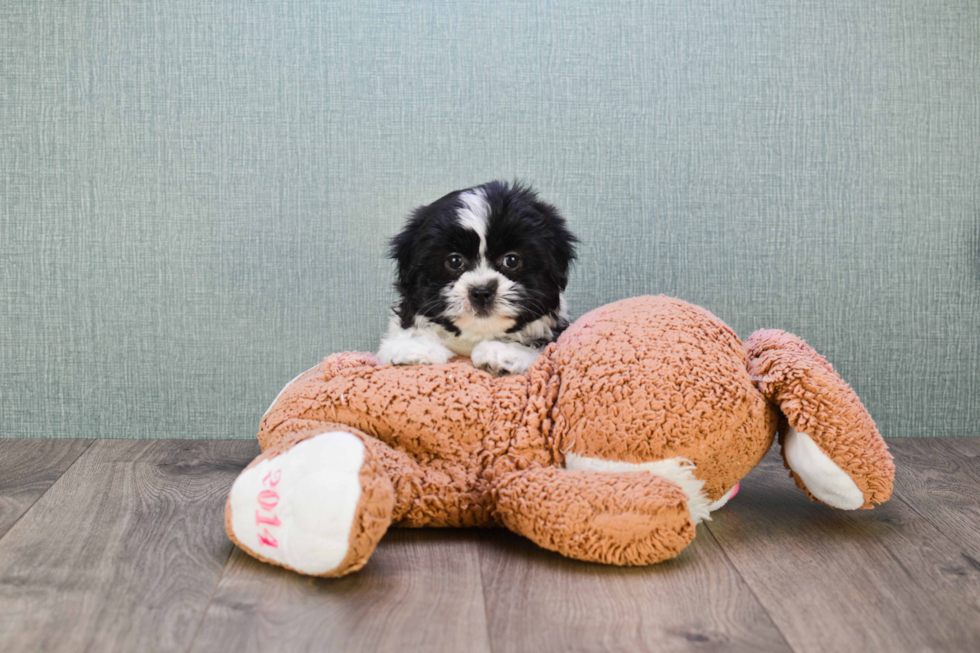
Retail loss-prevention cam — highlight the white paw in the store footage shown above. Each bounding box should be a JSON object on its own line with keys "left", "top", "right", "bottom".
{"left": 783, "top": 426, "right": 865, "bottom": 510}
{"left": 378, "top": 335, "right": 455, "bottom": 366}
{"left": 471, "top": 340, "right": 540, "bottom": 375}
{"left": 229, "top": 431, "right": 365, "bottom": 575}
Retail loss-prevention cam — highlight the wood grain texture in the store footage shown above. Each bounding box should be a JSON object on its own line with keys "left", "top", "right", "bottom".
{"left": 191, "top": 529, "right": 492, "bottom": 653}
{"left": 0, "top": 439, "right": 258, "bottom": 653}
{"left": 478, "top": 528, "right": 791, "bottom": 653}
{"left": 0, "top": 438, "right": 93, "bottom": 538}
{"left": 1, "top": 437, "right": 979, "bottom": 652}
{"left": 704, "top": 448, "right": 980, "bottom": 653}
{"left": 940, "top": 435, "right": 980, "bottom": 462}
{"left": 887, "top": 437, "right": 980, "bottom": 560}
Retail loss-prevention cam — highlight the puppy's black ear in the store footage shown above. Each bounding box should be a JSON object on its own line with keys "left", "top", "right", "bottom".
{"left": 388, "top": 212, "right": 423, "bottom": 295}
{"left": 532, "top": 199, "right": 579, "bottom": 290}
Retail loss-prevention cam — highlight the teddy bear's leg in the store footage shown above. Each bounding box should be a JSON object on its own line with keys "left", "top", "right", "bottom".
{"left": 746, "top": 329, "right": 894, "bottom": 510}
{"left": 225, "top": 423, "right": 397, "bottom": 578}
{"left": 257, "top": 413, "right": 492, "bottom": 528}
{"left": 493, "top": 467, "right": 697, "bottom": 565}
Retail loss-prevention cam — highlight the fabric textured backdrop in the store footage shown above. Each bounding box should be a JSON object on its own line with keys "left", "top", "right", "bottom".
{"left": 2, "top": 1, "right": 978, "bottom": 439}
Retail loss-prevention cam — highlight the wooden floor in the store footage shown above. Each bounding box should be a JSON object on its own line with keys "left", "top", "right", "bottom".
{"left": 0, "top": 438, "right": 978, "bottom": 652}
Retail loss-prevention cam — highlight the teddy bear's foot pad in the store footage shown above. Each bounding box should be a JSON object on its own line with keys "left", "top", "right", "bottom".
{"left": 783, "top": 426, "right": 864, "bottom": 510}
{"left": 228, "top": 431, "right": 367, "bottom": 575}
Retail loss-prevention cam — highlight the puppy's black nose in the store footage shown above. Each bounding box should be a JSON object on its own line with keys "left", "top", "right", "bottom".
{"left": 468, "top": 281, "right": 498, "bottom": 313}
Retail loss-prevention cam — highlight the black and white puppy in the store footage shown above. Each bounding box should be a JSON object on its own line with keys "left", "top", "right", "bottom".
{"left": 378, "top": 181, "right": 577, "bottom": 375}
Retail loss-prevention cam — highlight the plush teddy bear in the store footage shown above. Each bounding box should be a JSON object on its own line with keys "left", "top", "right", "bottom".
{"left": 225, "top": 295, "right": 893, "bottom": 577}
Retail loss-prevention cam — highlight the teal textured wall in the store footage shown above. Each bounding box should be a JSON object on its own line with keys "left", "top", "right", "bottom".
{"left": 2, "top": 1, "right": 978, "bottom": 439}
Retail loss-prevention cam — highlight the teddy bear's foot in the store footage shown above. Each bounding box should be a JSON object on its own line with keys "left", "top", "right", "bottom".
{"left": 226, "top": 428, "right": 395, "bottom": 577}
{"left": 746, "top": 329, "right": 894, "bottom": 509}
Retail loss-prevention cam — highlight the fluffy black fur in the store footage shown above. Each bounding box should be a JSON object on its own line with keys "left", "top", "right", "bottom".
{"left": 389, "top": 180, "right": 578, "bottom": 345}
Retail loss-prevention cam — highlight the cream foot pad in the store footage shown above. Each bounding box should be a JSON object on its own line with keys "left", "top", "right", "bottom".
{"left": 229, "top": 431, "right": 366, "bottom": 575}
{"left": 783, "top": 426, "right": 864, "bottom": 510}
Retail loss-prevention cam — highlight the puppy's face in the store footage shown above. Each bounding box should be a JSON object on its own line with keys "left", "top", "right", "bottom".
{"left": 391, "top": 181, "right": 577, "bottom": 339}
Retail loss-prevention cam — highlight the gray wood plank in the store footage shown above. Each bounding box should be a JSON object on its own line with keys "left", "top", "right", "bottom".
{"left": 191, "top": 529, "right": 492, "bottom": 653}
{"left": 478, "top": 528, "right": 792, "bottom": 653}
{"left": 704, "top": 446, "right": 980, "bottom": 653}
{"left": 938, "top": 435, "right": 980, "bottom": 462}
{"left": 0, "top": 439, "right": 259, "bottom": 653}
{"left": 887, "top": 437, "right": 980, "bottom": 561}
{"left": 0, "top": 438, "right": 93, "bottom": 538}
{"left": 2, "top": 436, "right": 977, "bottom": 653}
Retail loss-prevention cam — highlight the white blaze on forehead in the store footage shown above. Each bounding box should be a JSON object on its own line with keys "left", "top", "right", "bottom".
{"left": 456, "top": 189, "right": 490, "bottom": 255}
{"left": 461, "top": 261, "right": 504, "bottom": 287}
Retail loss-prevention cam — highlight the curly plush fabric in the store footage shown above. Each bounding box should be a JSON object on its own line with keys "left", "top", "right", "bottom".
{"left": 745, "top": 329, "right": 894, "bottom": 508}
{"left": 226, "top": 295, "right": 894, "bottom": 577}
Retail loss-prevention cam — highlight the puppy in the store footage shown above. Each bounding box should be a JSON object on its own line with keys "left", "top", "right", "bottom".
{"left": 378, "top": 180, "right": 577, "bottom": 375}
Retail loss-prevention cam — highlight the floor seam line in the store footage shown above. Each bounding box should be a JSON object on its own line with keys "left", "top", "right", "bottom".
{"left": 890, "top": 489, "right": 980, "bottom": 574}
{"left": 477, "top": 534, "right": 497, "bottom": 653}
{"left": 181, "top": 435, "right": 260, "bottom": 652}
{"left": 888, "top": 439, "right": 980, "bottom": 556}
{"left": 0, "top": 438, "right": 98, "bottom": 545}
{"left": 184, "top": 544, "right": 237, "bottom": 653}
{"left": 701, "top": 521, "right": 798, "bottom": 653}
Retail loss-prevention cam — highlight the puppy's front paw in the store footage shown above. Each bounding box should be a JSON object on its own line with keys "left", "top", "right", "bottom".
{"left": 377, "top": 336, "right": 454, "bottom": 366}
{"left": 471, "top": 340, "right": 540, "bottom": 375}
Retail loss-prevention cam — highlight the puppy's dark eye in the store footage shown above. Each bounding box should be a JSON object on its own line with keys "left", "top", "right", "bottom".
{"left": 446, "top": 254, "right": 465, "bottom": 271}
{"left": 501, "top": 253, "right": 522, "bottom": 270}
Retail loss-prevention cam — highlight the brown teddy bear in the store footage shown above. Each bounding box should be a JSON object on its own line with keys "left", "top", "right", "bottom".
{"left": 225, "top": 295, "right": 893, "bottom": 577}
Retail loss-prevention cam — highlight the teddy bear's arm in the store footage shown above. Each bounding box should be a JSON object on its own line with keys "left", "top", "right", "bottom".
{"left": 493, "top": 466, "right": 697, "bottom": 565}
{"left": 257, "top": 353, "right": 498, "bottom": 462}
{"left": 226, "top": 417, "right": 504, "bottom": 578}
